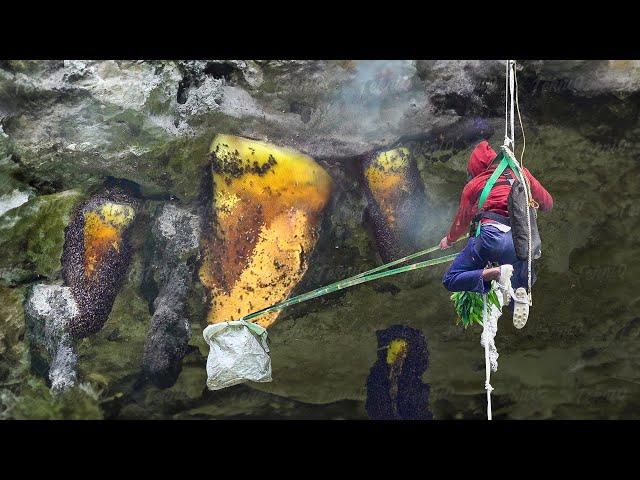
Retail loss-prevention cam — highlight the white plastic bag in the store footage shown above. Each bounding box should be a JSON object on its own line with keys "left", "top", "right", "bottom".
{"left": 203, "top": 320, "right": 272, "bottom": 391}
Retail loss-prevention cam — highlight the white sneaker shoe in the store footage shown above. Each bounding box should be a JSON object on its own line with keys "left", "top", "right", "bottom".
{"left": 497, "top": 264, "right": 514, "bottom": 306}
{"left": 512, "top": 287, "right": 530, "bottom": 329}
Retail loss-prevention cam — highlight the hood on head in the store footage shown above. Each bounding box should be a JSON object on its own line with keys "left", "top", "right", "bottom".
{"left": 467, "top": 140, "right": 497, "bottom": 178}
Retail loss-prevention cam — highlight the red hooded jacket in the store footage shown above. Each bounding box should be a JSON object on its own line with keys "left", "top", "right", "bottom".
{"left": 446, "top": 140, "right": 553, "bottom": 243}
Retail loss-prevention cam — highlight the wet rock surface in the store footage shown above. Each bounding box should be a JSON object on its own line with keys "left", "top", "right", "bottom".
{"left": 1, "top": 60, "right": 640, "bottom": 419}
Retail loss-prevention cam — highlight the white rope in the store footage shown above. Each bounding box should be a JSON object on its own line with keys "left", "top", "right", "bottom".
{"left": 514, "top": 63, "right": 526, "bottom": 166}
{"left": 503, "top": 60, "right": 516, "bottom": 150}
{"left": 503, "top": 60, "right": 533, "bottom": 303}
{"left": 509, "top": 60, "right": 515, "bottom": 151}
{"left": 480, "top": 59, "right": 534, "bottom": 421}
{"left": 512, "top": 62, "right": 533, "bottom": 303}
{"left": 485, "top": 59, "right": 513, "bottom": 421}
{"left": 481, "top": 289, "right": 502, "bottom": 420}
{"left": 482, "top": 293, "right": 493, "bottom": 420}
{"left": 504, "top": 61, "right": 509, "bottom": 146}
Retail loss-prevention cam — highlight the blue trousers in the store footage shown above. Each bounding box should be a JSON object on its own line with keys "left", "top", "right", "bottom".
{"left": 442, "top": 225, "right": 534, "bottom": 295}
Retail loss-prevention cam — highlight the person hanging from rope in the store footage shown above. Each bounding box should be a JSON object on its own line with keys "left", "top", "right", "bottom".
{"left": 440, "top": 140, "right": 553, "bottom": 327}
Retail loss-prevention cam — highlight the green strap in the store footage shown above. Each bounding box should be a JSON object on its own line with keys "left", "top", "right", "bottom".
{"left": 474, "top": 149, "right": 521, "bottom": 236}
{"left": 240, "top": 247, "right": 462, "bottom": 323}
{"left": 350, "top": 236, "right": 465, "bottom": 280}
{"left": 477, "top": 155, "right": 508, "bottom": 210}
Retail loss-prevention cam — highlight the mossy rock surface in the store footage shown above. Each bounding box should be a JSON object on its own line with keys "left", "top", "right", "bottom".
{"left": 0, "top": 286, "right": 27, "bottom": 383}
{"left": 0, "top": 190, "right": 83, "bottom": 285}
{"left": 1, "top": 375, "right": 102, "bottom": 420}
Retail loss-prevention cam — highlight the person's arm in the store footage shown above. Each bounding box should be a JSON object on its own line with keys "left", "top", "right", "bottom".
{"left": 441, "top": 181, "right": 478, "bottom": 248}
{"left": 523, "top": 167, "right": 553, "bottom": 211}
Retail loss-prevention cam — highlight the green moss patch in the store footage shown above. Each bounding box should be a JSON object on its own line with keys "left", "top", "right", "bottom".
{"left": 0, "top": 190, "right": 83, "bottom": 285}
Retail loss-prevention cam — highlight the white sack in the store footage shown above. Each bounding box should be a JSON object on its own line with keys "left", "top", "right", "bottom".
{"left": 203, "top": 320, "right": 272, "bottom": 391}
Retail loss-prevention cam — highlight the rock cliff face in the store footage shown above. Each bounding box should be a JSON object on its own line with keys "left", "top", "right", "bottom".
{"left": 1, "top": 60, "right": 639, "bottom": 419}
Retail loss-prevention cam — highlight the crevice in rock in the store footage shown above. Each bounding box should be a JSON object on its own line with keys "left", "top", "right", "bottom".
{"left": 431, "top": 92, "right": 483, "bottom": 117}
{"left": 6, "top": 152, "right": 63, "bottom": 195}
{"left": 203, "top": 62, "right": 240, "bottom": 82}
{"left": 176, "top": 77, "right": 190, "bottom": 105}
{"left": 289, "top": 101, "right": 313, "bottom": 123}
{"left": 175, "top": 61, "right": 243, "bottom": 106}
{"left": 103, "top": 176, "right": 143, "bottom": 198}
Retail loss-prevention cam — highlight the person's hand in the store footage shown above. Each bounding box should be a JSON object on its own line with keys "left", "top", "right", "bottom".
{"left": 439, "top": 236, "right": 452, "bottom": 250}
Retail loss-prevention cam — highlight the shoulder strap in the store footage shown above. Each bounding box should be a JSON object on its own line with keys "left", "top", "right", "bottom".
{"left": 474, "top": 151, "right": 522, "bottom": 236}
{"left": 477, "top": 155, "right": 509, "bottom": 211}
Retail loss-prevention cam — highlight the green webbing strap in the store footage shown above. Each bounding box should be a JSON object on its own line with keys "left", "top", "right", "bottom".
{"left": 350, "top": 234, "right": 467, "bottom": 280}
{"left": 477, "top": 156, "right": 508, "bottom": 211}
{"left": 474, "top": 149, "right": 521, "bottom": 237}
{"left": 240, "top": 247, "right": 462, "bottom": 323}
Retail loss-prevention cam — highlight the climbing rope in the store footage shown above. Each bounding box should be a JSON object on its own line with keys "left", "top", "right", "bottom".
{"left": 482, "top": 293, "right": 493, "bottom": 420}
{"left": 504, "top": 61, "right": 509, "bottom": 147}
{"left": 507, "top": 60, "right": 533, "bottom": 301}
{"left": 240, "top": 235, "right": 468, "bottom": 324}
{"left": 480, "top": 284, "right": 502, "bottom": 420}
{"left": 511, "top": 60, "right": 533, "bottom": 302}
{"left": 505, "top": 145, "right": 534, "bottom": 303}
{"left": 481, "top": 59, "right": 534, "bottom": 420}
{"left": 514, "top": 61, "right": 526, "bottom": 166}
{"left": 482, "top": 59, "right": 517, "bottom": 421}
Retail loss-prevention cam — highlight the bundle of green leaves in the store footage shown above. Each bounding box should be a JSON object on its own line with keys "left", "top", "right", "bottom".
{"left": 450, "top": 289, "right": 501, "bottom": 328}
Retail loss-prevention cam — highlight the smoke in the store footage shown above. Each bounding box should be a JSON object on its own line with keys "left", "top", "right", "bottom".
{"left": 340, "top": 60, "right": 415, "bottom": 103}
{"left": 314, "top": 60, "right": 429, "bottom": 142}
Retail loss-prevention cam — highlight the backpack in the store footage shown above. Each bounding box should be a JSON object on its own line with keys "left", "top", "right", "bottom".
{"left": 508, "top": 174, "right": 542, "bottom": 260}
{"left": 473, "top": 148, "right": 541, "bottom": 261}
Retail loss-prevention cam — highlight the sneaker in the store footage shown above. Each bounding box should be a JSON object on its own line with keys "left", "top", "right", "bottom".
{"left": 497, "top": 264, "right": 514, "bottom": 306}
{"left": 512, "top": 287, "right": 530, "bottom": 329}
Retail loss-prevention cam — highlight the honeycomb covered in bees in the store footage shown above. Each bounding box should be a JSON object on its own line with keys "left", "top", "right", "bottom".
{"left": 362, "top": 147, "right": 425, "bottom": 262}
{"left": 199, "top": 134, "right": 332, "bottom": 329}
{"left": 62, "top": 187, "right": 138, "bottom": 338}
